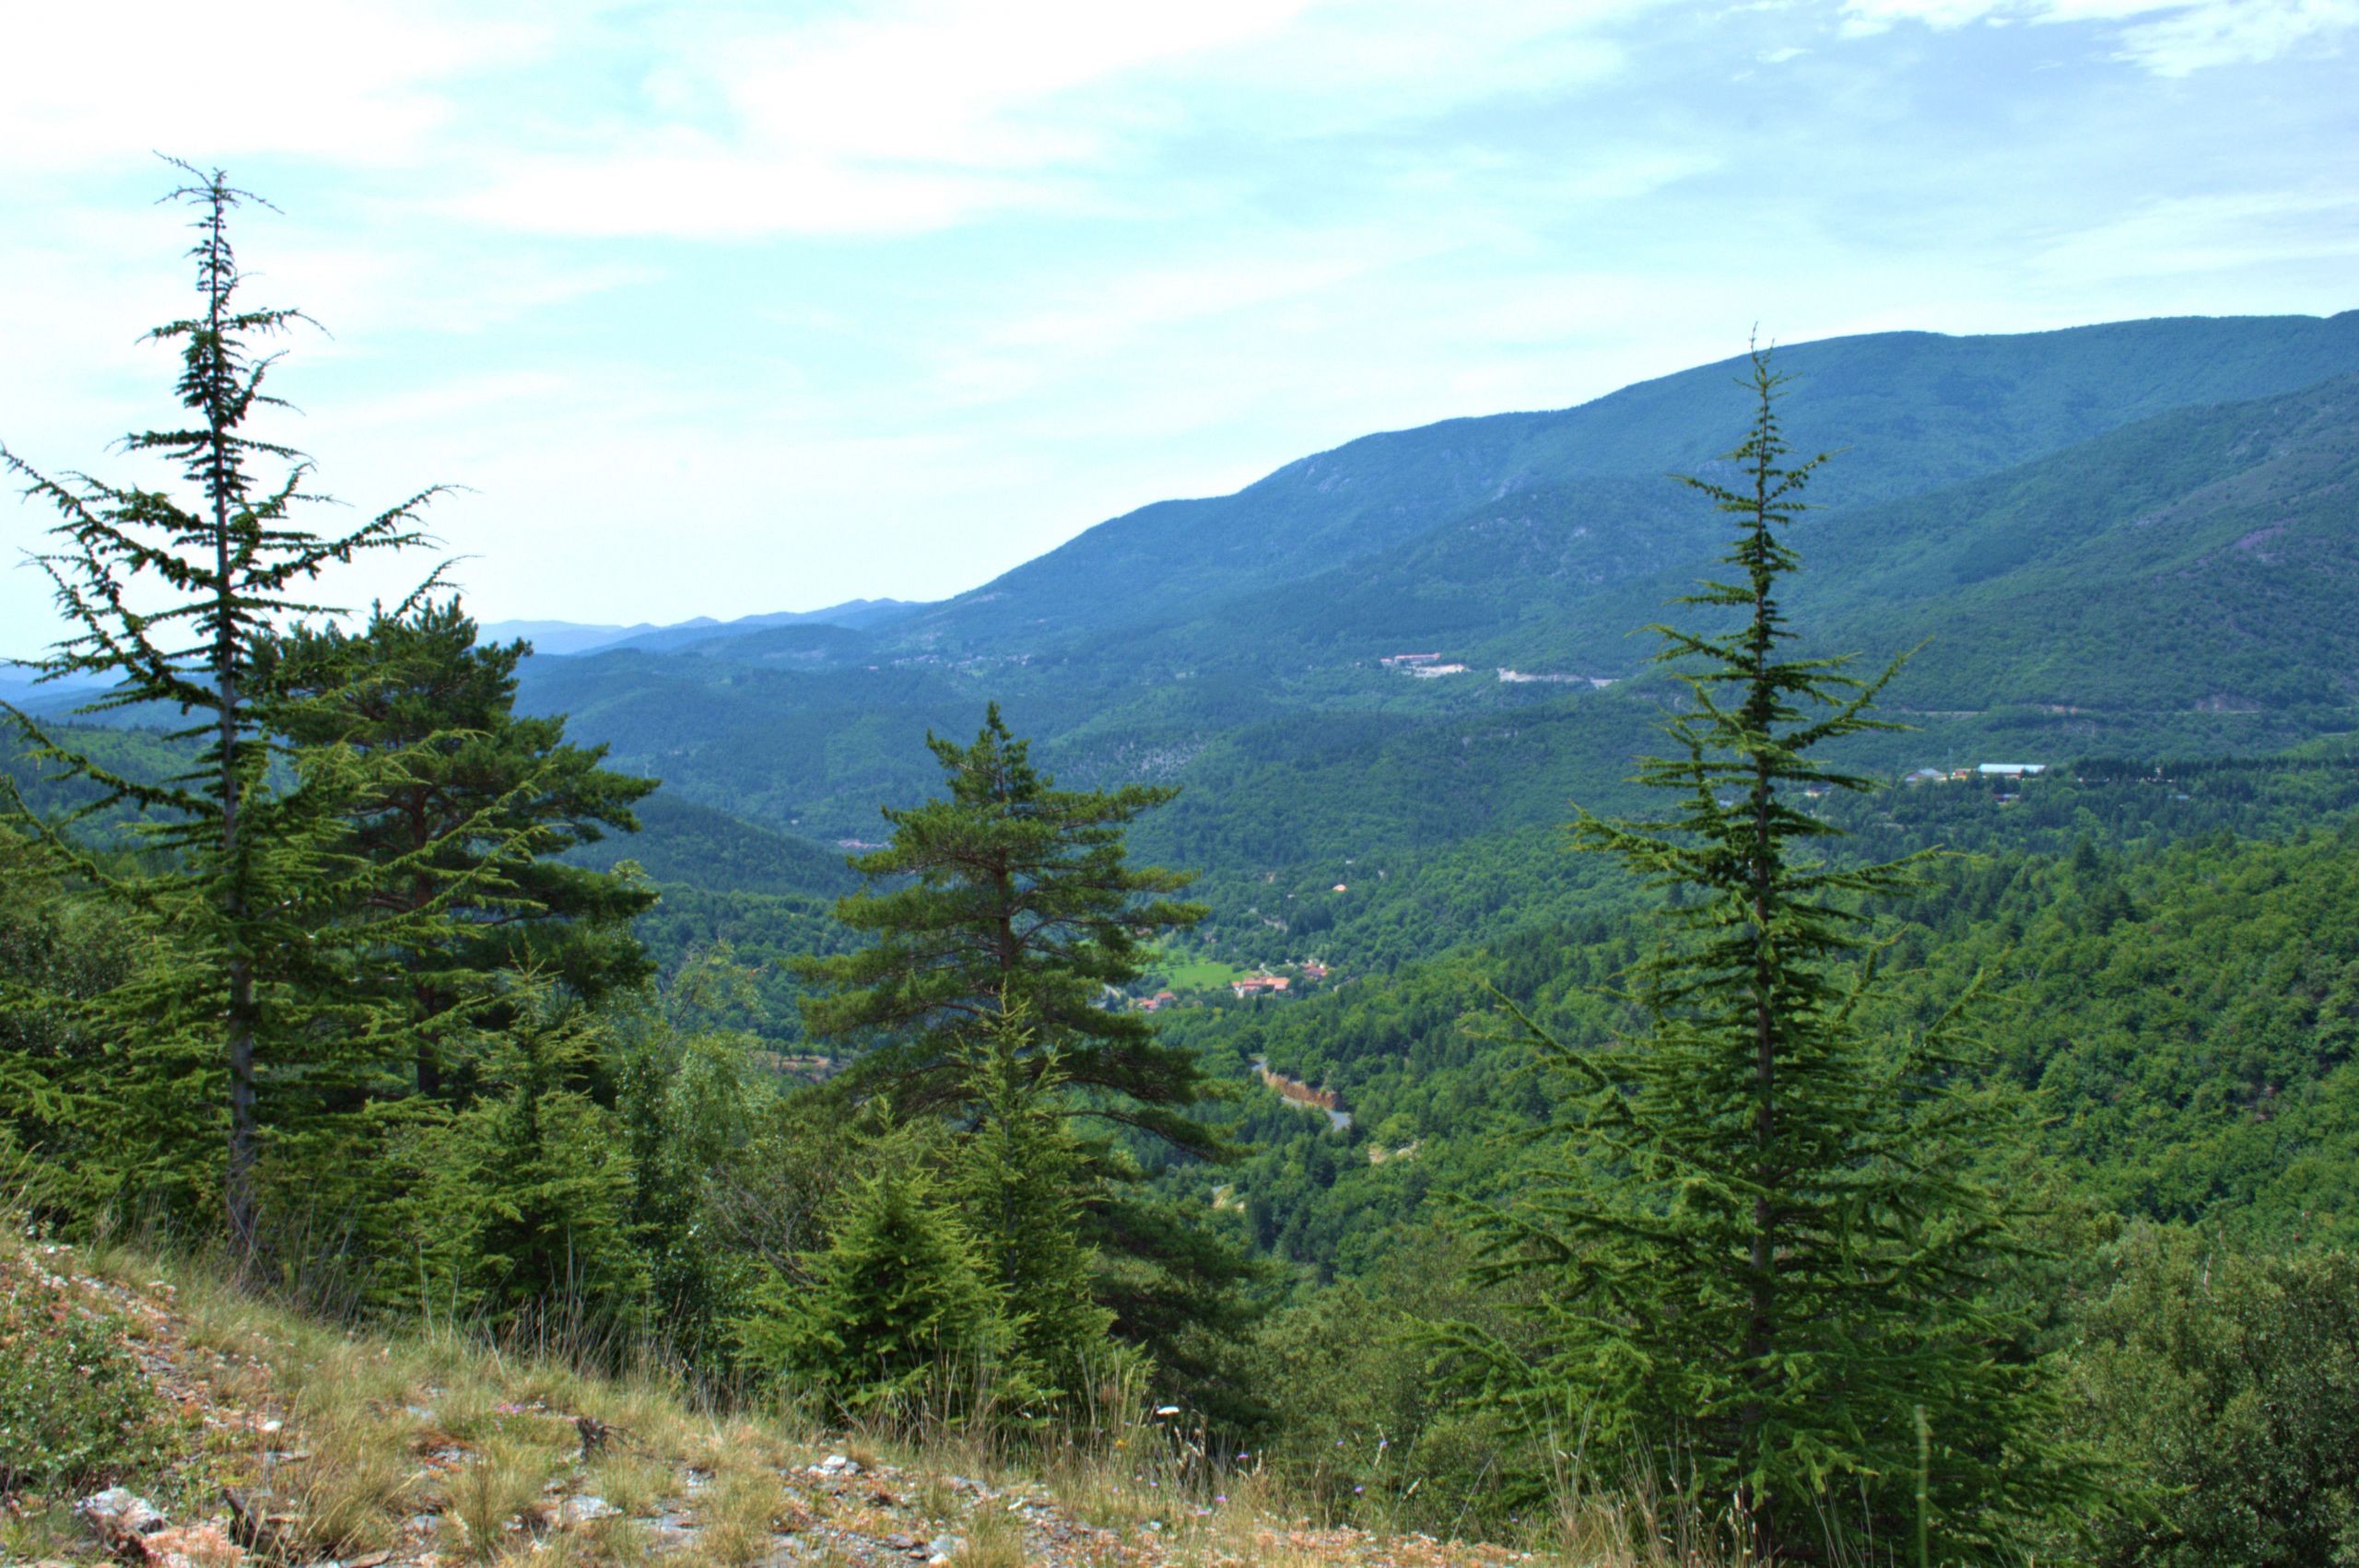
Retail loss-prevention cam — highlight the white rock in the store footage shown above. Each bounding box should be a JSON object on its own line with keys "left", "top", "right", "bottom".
{"left": 559, "top": 1496, "right": 620, "bottom": 1526}
{"left": 76, "top": 1488, "right": 164, "bottom": 1537}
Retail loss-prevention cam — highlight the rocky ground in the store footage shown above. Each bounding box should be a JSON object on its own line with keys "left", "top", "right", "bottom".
{"left": 3, "top": 1241, "right": 1544, "bottom": 1568}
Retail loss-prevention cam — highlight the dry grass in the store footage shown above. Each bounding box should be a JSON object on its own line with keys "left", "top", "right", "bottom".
{"left": 535, "top": 1518, "right": 652, "bottom": 1568}
{"left": 1, "top": 1211, "right": 1753, "bottom": 1568}
{"left": 276, "top": 1401, "right": 421, "bottom": 1555}
{"left": 954, "top": 1497, "right": 1027, "bottom": 1568}
{"left": 441, "top": 1433, "right": 566, "bottom": 1562}
{"left": 686, "top": 1442, "right": 799, "bottom": 1568}
{"left": 578, "top": 1370, "right": 704, "bottom": 1465}
{"left": 0, "top": 1500, "right": 85, "bottom": 1563}
{"left": 586, "top": 1445, "right": 680, "bottom": 1518}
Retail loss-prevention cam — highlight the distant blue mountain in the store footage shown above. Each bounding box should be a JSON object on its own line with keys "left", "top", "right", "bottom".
{"left": 514, "top": 310, "right": 2359, "bottom": 866}
{"left": 484, "top": 598, "right": 922, "bottom": 658}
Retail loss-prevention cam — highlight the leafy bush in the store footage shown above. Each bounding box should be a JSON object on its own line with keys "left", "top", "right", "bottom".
{"left": 0, "top": 1286, "right": 176, "bottom": 1495}
{"left": 2070, "top": 1224, "right": 2359, "bottom": 1568}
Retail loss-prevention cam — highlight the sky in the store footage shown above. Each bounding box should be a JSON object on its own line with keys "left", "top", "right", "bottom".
{"left": 3, "top": 0, "right": 2355, "bottom": 654}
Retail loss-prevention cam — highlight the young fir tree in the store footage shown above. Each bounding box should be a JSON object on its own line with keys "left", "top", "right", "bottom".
{"left": 1439, "top": 346, "right": 2087, "bottom": 1564}
{"left": 267, "top": 597, "right": 657, "bottom": 1104}
{"left": 450, "top": 1000, "right": 650, "bottom": 1339}
{"left": 739, "top": 1139, "right": 1011, "bottom": 1418}
{"left": 0, "top": 165, "right": 454, "bottom": 1245}
{"left": 944, "top": 1005, "right": 1116, "bottom": 1394}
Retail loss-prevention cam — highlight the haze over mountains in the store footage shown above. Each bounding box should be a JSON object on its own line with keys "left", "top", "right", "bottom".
{"left": 505, "top": 311, "right": 2359, "bottom": 907}
{"left": 484, "top": 599, "right": 920, "bottom": 657}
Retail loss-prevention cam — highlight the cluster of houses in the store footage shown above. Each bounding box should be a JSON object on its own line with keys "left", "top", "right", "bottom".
{"left": 1379, "top": 650, "right": 1473, "bottom": 679}
{"left": 1902, "top": 763, "right": 2050, "bottom": 786}
{"left": 1133, "top": 959, "right": 1332, "bottom": 1012}
{"left": 1230, "top": 958, "right": 1334, "bottom": 998}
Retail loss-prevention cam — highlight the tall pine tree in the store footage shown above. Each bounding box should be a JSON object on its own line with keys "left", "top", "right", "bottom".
{"left": 1439, "top": 345, "right": 2088, "bottom": 1564}
{"left": 799, "top": 707, "right": 1260, "bottom": 1417}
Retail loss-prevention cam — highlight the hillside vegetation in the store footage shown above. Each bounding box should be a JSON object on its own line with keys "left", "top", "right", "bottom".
{"left": 8, "top": 182, "right": 2359, "bottom": 1568}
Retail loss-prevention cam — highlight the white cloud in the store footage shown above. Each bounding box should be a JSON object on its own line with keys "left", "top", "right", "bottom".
{"left": 451, "top": 142, "right": 1065, "bottom": 240}
{"left": 0, "top": 0, "right": 545, "bottom": 172}
{"left": 451, "top": 0, "right": 1661, "bottom": 240}
{"left": 2109, "top": 0, "right": 2359, "bottom": 74}
{"left": 1837, "top": 0, "right": 2359, "bottom": 75}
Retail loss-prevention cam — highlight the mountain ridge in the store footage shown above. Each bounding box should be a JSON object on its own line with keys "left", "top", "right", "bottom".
{"left": 881, "top": 310, "right": 2359, "bottom": 656}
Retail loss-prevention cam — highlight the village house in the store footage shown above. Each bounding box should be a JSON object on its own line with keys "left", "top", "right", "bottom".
{"left": 1230, "top": 974, "right": 1292, "bottom": 999}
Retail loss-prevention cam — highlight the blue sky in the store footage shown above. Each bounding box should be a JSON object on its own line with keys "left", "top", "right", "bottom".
{"left": 3, "top": 0, "right": 2354, "bottom": 651}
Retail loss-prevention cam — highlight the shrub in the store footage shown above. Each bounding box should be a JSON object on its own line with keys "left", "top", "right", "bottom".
{"left": 2070, "top": 1224, "right": 2359, "bottom": 1568}
{"left": 0, "top": 1286, "right": 177, "bottom": 1495}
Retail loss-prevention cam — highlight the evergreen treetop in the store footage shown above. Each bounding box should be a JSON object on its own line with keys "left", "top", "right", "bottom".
{"left": 268, "top": 598, "right": 658, "bottom": 1102}
{"left": 800, "top": 703, "right": 1217, "bottom": 1158}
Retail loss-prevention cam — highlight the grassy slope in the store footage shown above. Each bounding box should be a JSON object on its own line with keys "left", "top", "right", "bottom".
{"left": 0, "top": 1231, "right": 1718, "bottom": 1568}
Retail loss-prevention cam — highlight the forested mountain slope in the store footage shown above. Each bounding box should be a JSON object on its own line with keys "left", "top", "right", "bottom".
{"left": 1485, "top": 370, "right": 2359, "bottom": 710}
{"left": 889, "top": 310, "right": 2359, "bottom": 654}
{"left": 518, "top": 321, "right": 2359, "bottom": 887}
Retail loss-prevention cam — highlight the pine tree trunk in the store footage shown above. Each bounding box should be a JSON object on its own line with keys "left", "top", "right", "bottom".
{"left": 1747, "top": 769, "right": 1778, "bottom": 1557}
{"left": 1743, "top": 452, "right": 1780, "bottom": 1558}
{"left": 208, "top": 255, "right": 258, "bottom": 1255}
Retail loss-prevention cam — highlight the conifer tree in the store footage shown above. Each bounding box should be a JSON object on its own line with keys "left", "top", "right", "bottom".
{"left": 945, "top": 1006, "right": 1116, "bottom": 1392}
{"left": 454, "top": 1003, "right": 649, "bottom": 1335}
{"left": 1440, "top": 346, "right": 2086, "bottom": 1563}
{"left": 268, "top": 597, "right": 657, "bottom": 1102}
{"left": 740, "top": 1143, "right": 1011, "bottom": 1417}
{"left": 801, "top": 703, "right": 1215, "bottom": 1156}
{"left": 800, "top": 707, "right": 1258, "bottom": 1413}
{"left": 0, "top": 165, "right": 452, "bottom": 1246}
